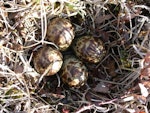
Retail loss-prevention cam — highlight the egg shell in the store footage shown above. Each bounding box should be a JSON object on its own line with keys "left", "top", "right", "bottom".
{"left": 73, "top": 36, "right": 106, "bottom": 63}
{"left": 47, "top": 18, "right": 74, "bottom": 51}
{"left": 33, "top": 45, "right": 63, "bottom": 76}
{"left": 61, "top": 55, "right": 88, "bottom": 87}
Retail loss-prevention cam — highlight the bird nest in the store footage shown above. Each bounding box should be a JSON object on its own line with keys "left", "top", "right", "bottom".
{"left": 0, "top": 0, "right": 150, "bottom": 113}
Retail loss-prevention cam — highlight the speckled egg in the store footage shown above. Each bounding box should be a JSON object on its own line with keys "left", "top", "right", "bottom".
{"left": 33, "top": 45, "right": 63, "bottom": 76}
{"left": 47, "top": 18, "right": 74, "bottom": 51}
{"left": 61, "top": 55, "right": 88, "bottom": 87}
{"left": 73, "top": 36, "right": 106, "bottom": 63}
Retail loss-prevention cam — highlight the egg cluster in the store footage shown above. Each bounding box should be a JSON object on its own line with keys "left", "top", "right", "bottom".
{"left": 33, "top": 17, "right": 106, "bottom": 87}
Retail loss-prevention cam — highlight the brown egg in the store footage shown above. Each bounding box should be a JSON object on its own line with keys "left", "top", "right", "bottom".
{"left": 61, "top": 55, "right": 88, "bottom": 87}
{"left": 47, "top": 18, "right": 74, "bottom": 51}
{"left": 73, "top": 36, "right": 106, "bottom": 63}
{"left": 33, "top": 45, "right": 63, "bottom": 76}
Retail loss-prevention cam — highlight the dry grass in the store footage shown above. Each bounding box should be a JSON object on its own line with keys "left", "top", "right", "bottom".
{"left": 0, "top": 0, "right": 150, "bottom": 113}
